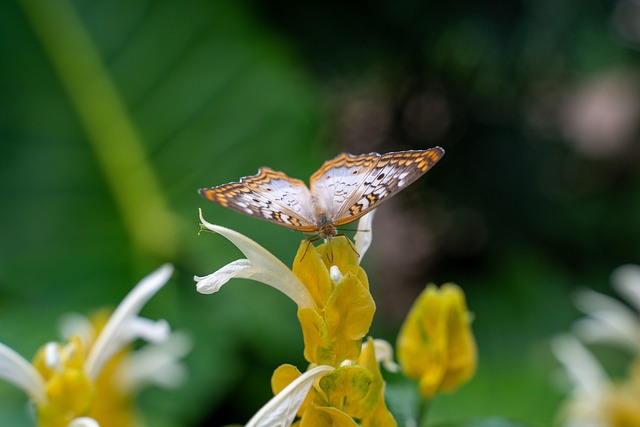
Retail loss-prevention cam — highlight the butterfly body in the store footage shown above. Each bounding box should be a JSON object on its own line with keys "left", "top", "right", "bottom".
{"left": 199, "top": 148, "right": 444, "bottom": 239}
{"left": 314, "top": 211, "right": 336, "bottom": 240}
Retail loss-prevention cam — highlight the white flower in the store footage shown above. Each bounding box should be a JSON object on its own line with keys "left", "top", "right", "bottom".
{"left": 364, "top": 338, "right": 400, "bottom": 373}
{"left": 551, "top": 334, "right": 609, "bottom": 427}
{"left": 245, "top": 365, "right": 334, "bottom": 427}
{"left": 354, "top": 211, "right": 375, "bottom": 264}
{"left": 67, "top": 418, "right": 101, "bottom": 427}
{"left": 85, "top": 264, "right": 174, "bottom": 380}
{"left": 552, "top": 263, "right": 640, "bottom": 427}
{"left": 0, "top": 264, "right": 177, "bottom": 427}
{"left": 573, "top": 264, "right": 640, "bottom": 353}
{"left": 338, "top": 337, "right": 400, "bottom": 374}
{"left": 195, "top": 208, "right": 315, "bottom": 308}
{"left": 117, "top": 331, "right": 192, "bottom": 392}
{"left": 612, "top": 264, "right": 640, "bottom": 311}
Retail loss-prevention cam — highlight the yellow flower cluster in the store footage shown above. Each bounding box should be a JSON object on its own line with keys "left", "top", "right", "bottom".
{"left": 293, "top": 236, "right": 375, "bottom": 367}
{"left": 270, "top": 236, "right": 395, "bottom": 425}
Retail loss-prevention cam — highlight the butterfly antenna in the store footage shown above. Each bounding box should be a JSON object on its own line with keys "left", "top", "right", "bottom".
{"left": 337, "top": 226, "right": 371, "bottom": 234}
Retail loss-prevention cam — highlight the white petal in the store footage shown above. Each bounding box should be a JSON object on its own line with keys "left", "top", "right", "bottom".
{"left": 354, "top": 211, "right": 375, "bottom": 264}
{"left": 44, "top": 342, "right": 61, "bottom": 371}
{"left": 85, "top": 264, "right": 174, "bottom": 380}
{"left": 0, "top": 342, "right": 46, "bottom": 404}
{"left": 124, "top": 317, "right": 170, "bottom": 344}
{"left": 611, "top": 264, "right": 640, "bottom": 312}
{"left": 68, "top": 417, "right": 100, "bottom": 427}
{"left": 573, "top": 289, "right": 640, "bottom": 351}
{"left": 551, "top": 335, "right": 609, "bottom": 427}
{"left": 116, "top": 331, "right": 192, "bottom": 392}
{"left": 573, "top": 317, "right": 639, "bottom": 353}
{"left": 197, "top": 209, "right": 314, "bottom": 309}
{"left": 363, "top": 338, "right": 400, "bottom": 373}
{"left": 550, "top": 334, "right": 608, "bottom": 397}
{"left": 194, "top": 259, "right": 253, "bottom": 294}
{"left": 245, "top": 365, "right": 334, "bottom": 427}
{"left": 574, "top": 288, "right": 628, "bottom": 315}
{"left": 58, "top": 313, "right": 95, "bottom": 346}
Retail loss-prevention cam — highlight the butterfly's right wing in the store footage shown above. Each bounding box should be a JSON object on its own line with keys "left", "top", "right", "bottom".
{"left": 199, "top": 168, "right": 318, "bottom": 232}
{"left": 310, "top": 148, "right": 444, "bottom": 226}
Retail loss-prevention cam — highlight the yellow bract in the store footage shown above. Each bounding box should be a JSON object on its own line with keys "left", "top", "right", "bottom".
{"left": 293, "top": 237, "right": 375, "bottom": 367}
{"left": 356, "top": 338, "right": 397, "bottom": 427}
{"left": 396, "top": 283, "right": 477, "bottom": 399}
{"left": 33, "top": 336, "right": 94, "bottom": 427}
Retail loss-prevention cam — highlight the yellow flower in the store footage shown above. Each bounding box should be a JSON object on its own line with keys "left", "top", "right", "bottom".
{"left": 0, "top": 264, "right": 188, "bottom": 427}
{"left": 552, "top": 264, "right": 640, "bottom": 427}
{"left": 396, "top": 283, "right": 477, "bottom": 399}
{"left": 552, "top": 335, "right": 640, "bottom": 427}
{"left": 602, "top": 360, "right": 640, "bottom": 427}
{"left": 270, "top": 338, "right": 396, "bottom": 427}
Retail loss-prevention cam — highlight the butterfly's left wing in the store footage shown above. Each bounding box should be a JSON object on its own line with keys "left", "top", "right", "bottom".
{"left": 310, "top": 148, "right": 444, "bottom": 226}
{"left": 199, "top": 167, "right": 318, "bottom": 232}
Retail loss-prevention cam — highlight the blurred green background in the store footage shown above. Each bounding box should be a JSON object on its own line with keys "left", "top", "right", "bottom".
{"left": 1, "top": 0, "right": 640, "bottom": 425}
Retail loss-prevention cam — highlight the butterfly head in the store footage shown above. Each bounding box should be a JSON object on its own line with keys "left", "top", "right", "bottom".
{"left": 316, "top": 212, "right": 337, "bottom": 240}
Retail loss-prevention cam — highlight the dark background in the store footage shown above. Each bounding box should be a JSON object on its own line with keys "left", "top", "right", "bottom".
{"left": 1, "top": 0, "right": 639, "bottom": 425}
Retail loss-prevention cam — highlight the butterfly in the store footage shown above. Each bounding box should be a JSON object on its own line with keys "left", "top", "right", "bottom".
{"left": 199, "top": 148, "right": 444, "bottom": 240}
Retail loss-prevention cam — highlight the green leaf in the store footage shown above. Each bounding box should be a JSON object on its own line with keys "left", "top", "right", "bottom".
{"left": 384, "top": 381, "right": 421, "bottom": 427}
{"left": 431, "top": 417, "right": 536, "bottom": 427}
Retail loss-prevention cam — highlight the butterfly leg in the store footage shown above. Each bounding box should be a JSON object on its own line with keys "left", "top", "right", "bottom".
{"left": 299, "top": 236, "right": 320, "bottom": 262}
{"left": 334, "top": 233, "right": 360, "bottom": 259}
